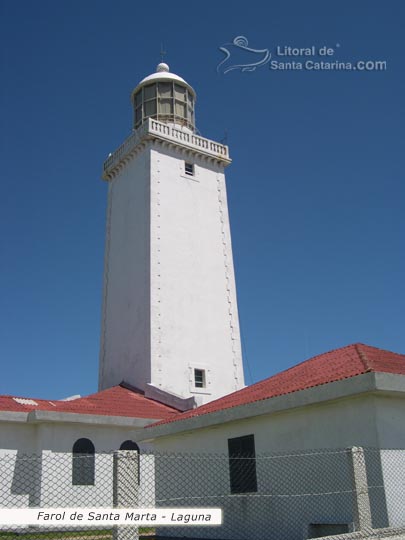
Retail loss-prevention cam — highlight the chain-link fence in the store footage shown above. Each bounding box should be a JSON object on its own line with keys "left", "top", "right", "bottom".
{"left": 0, "top": 446, "right": 404, "bottom": 540}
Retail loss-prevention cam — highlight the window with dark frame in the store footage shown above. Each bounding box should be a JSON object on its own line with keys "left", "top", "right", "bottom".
{"left": 72, "top": 438, "right": 95, "bottom": 486}
{"left": 194, "top": 368, "right": 205, "bottom": 388}
{"left": 228, "top": 434, "right": 257, "bottom": 494}
{"left": 185, "top": 162, "right": 194, "bottom": 176}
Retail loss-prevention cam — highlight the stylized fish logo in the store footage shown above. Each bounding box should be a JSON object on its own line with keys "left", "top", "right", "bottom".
{"left": 217, "top": 36, "right": 271, "bottom": 74}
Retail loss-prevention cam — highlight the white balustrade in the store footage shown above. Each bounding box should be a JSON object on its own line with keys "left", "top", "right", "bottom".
{"left": 104, "top": 119, "right": 229, "bottom": 176}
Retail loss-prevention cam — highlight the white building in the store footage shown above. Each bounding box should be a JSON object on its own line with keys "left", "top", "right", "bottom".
{"left": 141, "top": 342, "right": 405, "bottom": 537}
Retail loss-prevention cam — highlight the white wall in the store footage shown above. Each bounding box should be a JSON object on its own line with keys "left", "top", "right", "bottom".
{"left": 38, "top": 451, "right": 154, "bottom": 508}
{"left": 0, "top": 423, "right": 38, "bottom": 454}
{"left": 152, "top": 395, "right": 380, "bottom": 454}
{"left": 98, "top": 137, "right": 245, "bottom": 403}
{"left": 152, "top": 447, "right": 354, "bottom": 540}
{"left": 151, "top": 394, "right": 404, "bottom": 539}
{"left": 149, "top": 146, "right": 244, "bottom": 402}
{"left": 0, "top": 420, "right": 153, "bottom": 511}
{"left": 375, "top": 396, "right": 405, "bottom": 448}
{"left": 98, "top": 148, "right": 151, "bottom": 391}
{"left": 36, "top": 422, "right": 144, "bottom": 453}
{"left": 380, "top": 450, "right": 405, "bottom": 527}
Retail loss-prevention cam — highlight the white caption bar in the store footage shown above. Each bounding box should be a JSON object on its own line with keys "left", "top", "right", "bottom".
{"left": 0, "top": 508, "right": 222, "bottom": 527}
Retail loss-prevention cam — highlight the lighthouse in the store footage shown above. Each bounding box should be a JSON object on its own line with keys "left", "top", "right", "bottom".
{"left": 98, "top": 63, "right": 245, "bottom": 407}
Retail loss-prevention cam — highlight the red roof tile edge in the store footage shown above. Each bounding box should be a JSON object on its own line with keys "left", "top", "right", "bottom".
{"left": 0, "top": 383, "right": 180, "bottom": 419}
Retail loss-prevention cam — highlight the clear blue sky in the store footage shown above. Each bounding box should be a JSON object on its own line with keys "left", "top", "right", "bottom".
{"left": 1, "top": 0, "right": 404, "bottom": 399}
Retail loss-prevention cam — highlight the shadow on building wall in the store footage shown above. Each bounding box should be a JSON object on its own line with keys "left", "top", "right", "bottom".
{"left": 11, "top": 451, "right": 42, "bottom": 507}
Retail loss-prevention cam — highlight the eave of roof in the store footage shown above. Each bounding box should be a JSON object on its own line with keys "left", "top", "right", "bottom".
{"left": 0, "top": 383, "right": 180, "bottom": 423}
{"left": 140, "top": 372, "right": 405, "bottom": 442}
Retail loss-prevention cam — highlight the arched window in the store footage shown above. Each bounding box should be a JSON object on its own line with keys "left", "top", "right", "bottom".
{"left": 72, "top": 438, "right": 95, "bottom": 486}
{"left": 119, "top": 440, "right": 140, "bottom": 484}
{"left": 120, "top": 440, "right": 140, "bottom": 451}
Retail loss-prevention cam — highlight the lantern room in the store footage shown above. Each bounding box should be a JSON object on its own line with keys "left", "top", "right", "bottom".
{"left": 131, "top": 63, "right": 196, "bottom": 132}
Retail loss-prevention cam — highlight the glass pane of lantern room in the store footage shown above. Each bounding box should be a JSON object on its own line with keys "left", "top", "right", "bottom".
{"left": 135, "top": 91, "right": 143, "bottom": 108}
{"left": 144, "top": 84, "right": 156, "bottom": 100}
{"left": 159, "top": 98, "right": 173, "bottom": 115}
{"left": 174, "top": 84, "right": 186, "bottom": 100}
{"left": 144, "top": 100, "right": 157, "bottom": 117}
{"left": 175, "top": 100, "right": 186, "bottom": 117}
{"left": 135, "top": 106, "right": 142, "bottom": 125}
{"left": 159, "top": 82, "right": 172, "bottom": 98}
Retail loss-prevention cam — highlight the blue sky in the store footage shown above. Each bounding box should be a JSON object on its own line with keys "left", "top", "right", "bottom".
{"left": 1, "top": 0, "right": 404, "bottom": 399}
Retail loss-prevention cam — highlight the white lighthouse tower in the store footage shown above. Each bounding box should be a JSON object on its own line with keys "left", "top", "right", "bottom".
{"left": 99, "top": 63, "right": 245, "bottom": 407}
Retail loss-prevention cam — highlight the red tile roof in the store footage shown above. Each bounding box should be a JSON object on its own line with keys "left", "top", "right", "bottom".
{"left": 0, "top": 384, "right": 179, "bottom": 420}
{"left": 150, "top": 343, "right": 405, "bottom": 427}
{"left": 2, "top": 344, "right": 403, "bottom": 427}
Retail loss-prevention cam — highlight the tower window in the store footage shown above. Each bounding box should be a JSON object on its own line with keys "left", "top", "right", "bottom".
{"left": 194, "top": 368, "right": 205, "bottom": 388}
{"left": 228, "top": 435, "right": 257, "bottom": 494}
{"left": 72, "top": 438, "right": 95, "bottom": 486}
{"left": 185, "top": 162, "right": 194, "bottom": 176}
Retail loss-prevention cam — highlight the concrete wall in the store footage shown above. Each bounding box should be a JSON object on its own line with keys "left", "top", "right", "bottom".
{"left": 151, "top": 394, "right": 405, "bottom": 539}
{"left": 98, "top": 136, "right": 245, "bottom": 403}
{"left": 0, "top": 450, "right": 39, "bottom": 509}
{"left": 381, "top": 450, "right": 405, "bottom": 527}
{"left": 149, "top": 145, "right": 244, "bottom": 402}
{"left": 375, "top": 397, "right": 405, "bottom": 448}
{"left": 0, "top": 423, "right": 38, "bottom": 454}
{"left": 38, "top": 451, "right": 154, "bottom": 508}
{"left": 0, "top": 420, "right": 154, "bottom": 511}
{"left": 153, "top": 448, "right": 355, "bottom": 540}
{"left": 151, "top": 395, "right": 381, "bottom": 454}
{"left": 98, "top": 147, "right": 151, "bottom": 391}
{"left": 35, "top": 422, "right": 145, "bottom": 453}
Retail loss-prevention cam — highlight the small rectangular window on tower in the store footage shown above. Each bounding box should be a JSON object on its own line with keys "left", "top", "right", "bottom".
{"left": 194, "top": 368, "right": 205, "bottom": 388}
{"left": 185, "top": 162, "right": 194, "bottom": 176}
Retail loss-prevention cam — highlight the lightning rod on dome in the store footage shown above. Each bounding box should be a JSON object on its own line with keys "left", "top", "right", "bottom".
{"left": 160, "top": 43, "right": 167, "bottom": 63}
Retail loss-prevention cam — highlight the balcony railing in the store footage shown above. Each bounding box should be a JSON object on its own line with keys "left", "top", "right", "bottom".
{"left": 103, "top": 119, "right": 230, "bottom": 178}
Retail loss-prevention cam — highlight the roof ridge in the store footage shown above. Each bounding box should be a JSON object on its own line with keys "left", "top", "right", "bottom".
{"left": 354, "top": 343, "right": 372, "bottom": 372}
{"left": 78, "top": 383, "right": 142, "bottom": 401}
{"left": 353, "top": 343, "right": 405, "bottom": 371}
{"left": 355, "top": 342, "right": 404, "bottom": 356}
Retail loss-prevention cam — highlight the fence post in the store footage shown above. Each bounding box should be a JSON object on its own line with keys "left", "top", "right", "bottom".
{"left": 347, "top": 446, "right": 373, "bottom": 532}
{"left": 113, "top": 450, "right": 140, "bottom": 540}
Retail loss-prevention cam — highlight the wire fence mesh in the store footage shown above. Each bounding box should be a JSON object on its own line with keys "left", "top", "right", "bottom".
{"left": 0, "top": 446, "right": 404, "bottom": 540}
